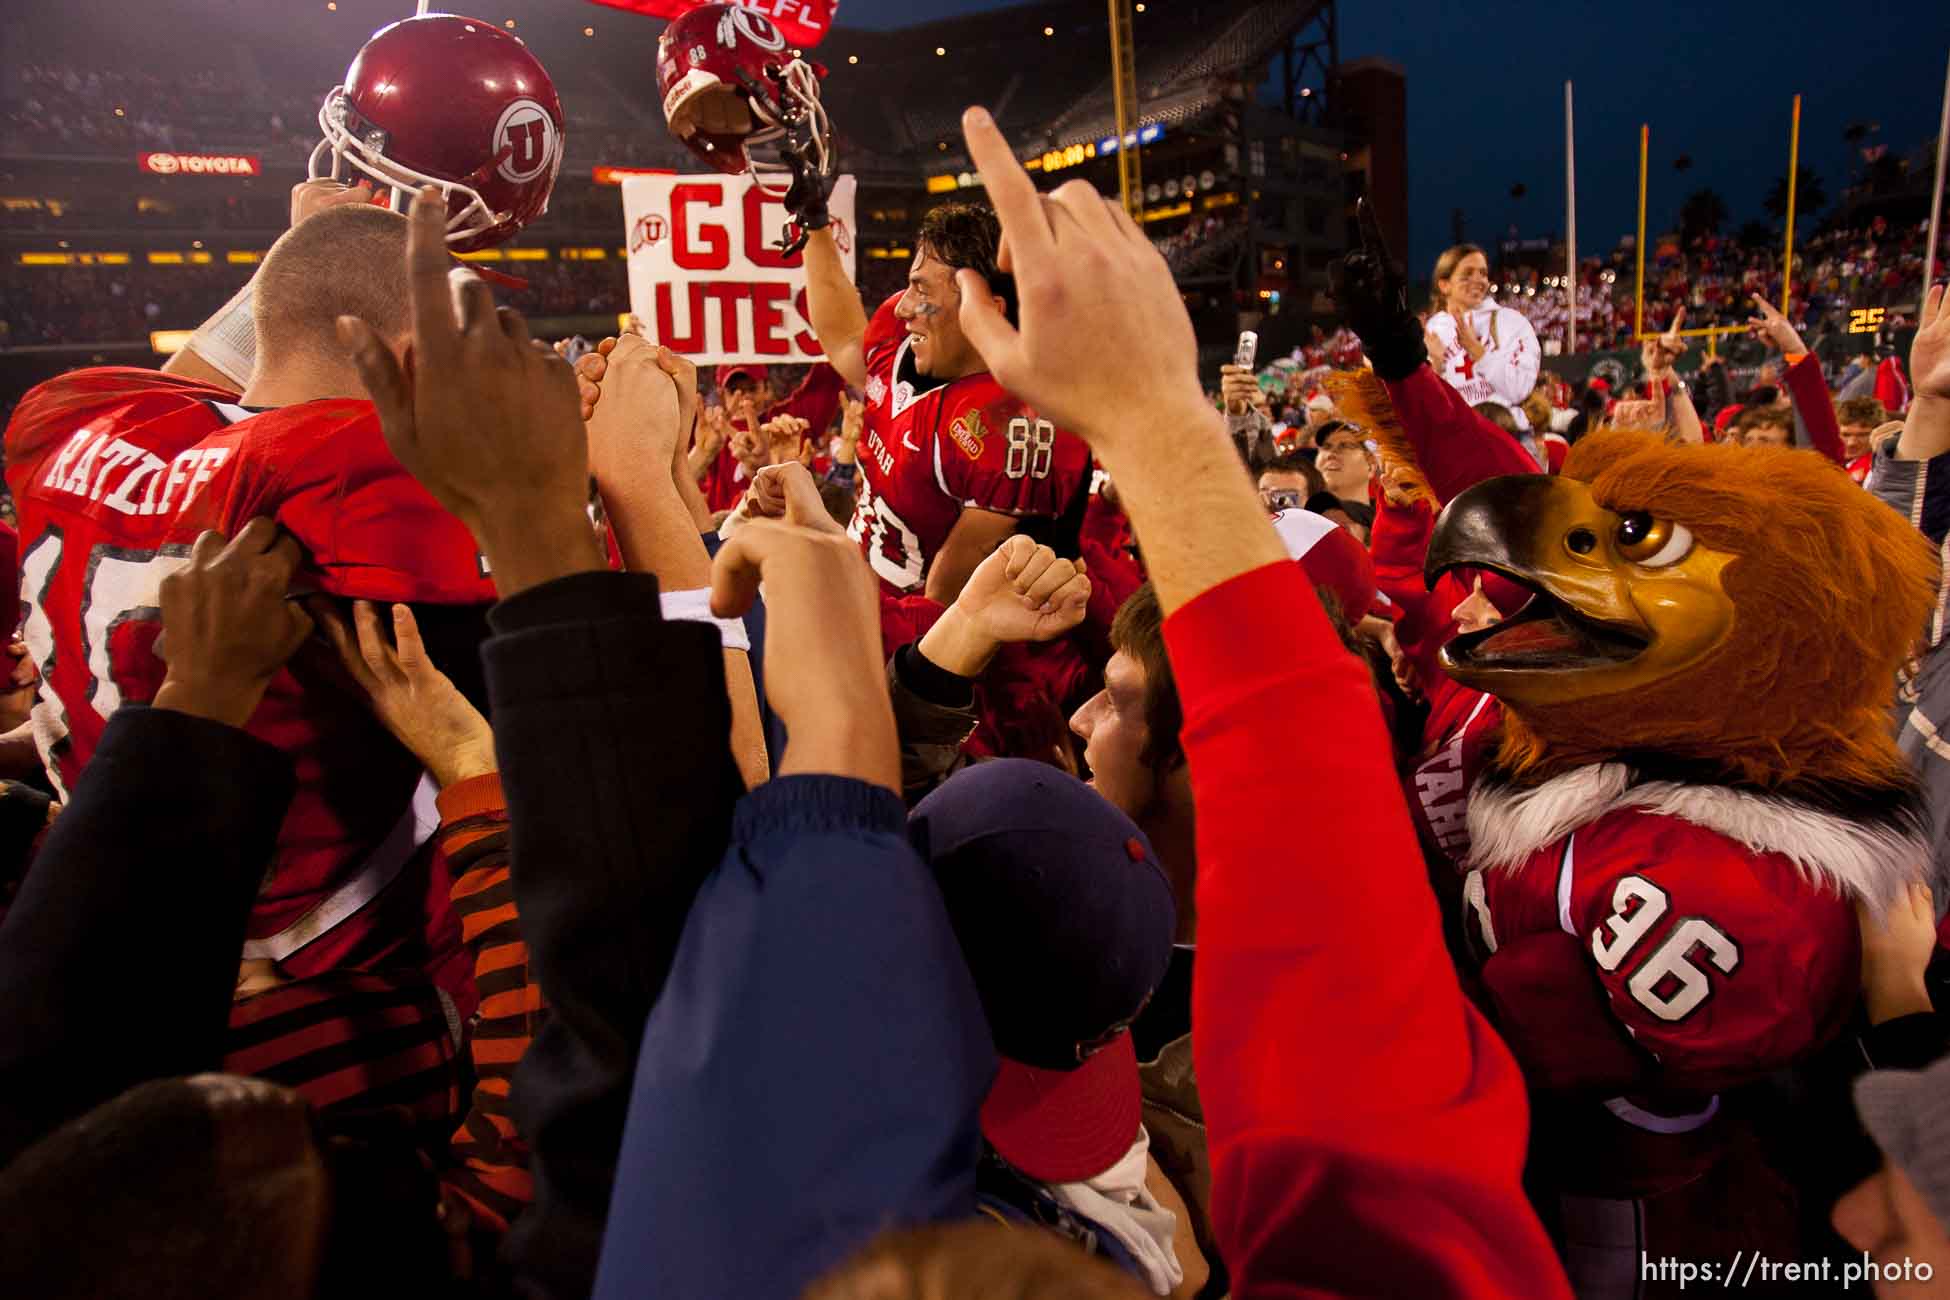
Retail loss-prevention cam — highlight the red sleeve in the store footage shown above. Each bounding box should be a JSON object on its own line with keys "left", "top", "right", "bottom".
{"left": 1368, "top": 497, "right": 1433, "bottom": 604}
{"left": 937, "top": 393, "right": 1090, "bottom": 520}
{"left": 1369, "top": 498, "right": 1471, "bottom": 679}
{"left": 1877, "top": 356, "right": 1911, "bottom": 414}
{"left": 1783, "top": 353, "right": 1846, "bottom": 465}
{"left": 767, "top": 363, "right": 845, "bottom": 442}
{"left": 5, "top": 367, "right": 234, "bottom": 473}
{"left": 1165, "top": 562, "right": 1569, "bottom": 1300}
{"left": 1381, "top": 366, "right": 1540, "bottom": 504}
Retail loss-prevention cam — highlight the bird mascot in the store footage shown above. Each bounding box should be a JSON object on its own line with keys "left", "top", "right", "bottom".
{"left": 1329, "top": 203, "right": 1939, "bottom": 1295}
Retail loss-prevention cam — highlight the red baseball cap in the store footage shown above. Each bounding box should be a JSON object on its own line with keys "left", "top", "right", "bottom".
{"left": 1272, "top": 507, "right": 1379, "bottom": 620}
{"left": 981, "top": 1031, "right": 1143, "bottom": 1184}
{"left": 715, "top": 363, "right": 769, "bottom": 390}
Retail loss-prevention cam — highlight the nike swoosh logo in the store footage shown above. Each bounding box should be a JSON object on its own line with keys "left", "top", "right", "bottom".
{"left": 902, "top": 432, "right": 921, "bottom": 452}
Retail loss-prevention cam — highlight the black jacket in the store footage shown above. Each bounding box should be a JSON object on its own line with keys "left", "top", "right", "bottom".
{"left": 0, "top": 707, "right": 293, "bottom": 1167}
{"left": 486, "top": 571, "right": 745, "bottom": 1300}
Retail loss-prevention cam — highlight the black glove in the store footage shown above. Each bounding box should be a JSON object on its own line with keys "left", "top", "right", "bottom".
{"left": 1327, "top": 198, "right": 1428, "bottom": 382}
{"left": 774, "top": 117, "right": 833, "bottom": 257}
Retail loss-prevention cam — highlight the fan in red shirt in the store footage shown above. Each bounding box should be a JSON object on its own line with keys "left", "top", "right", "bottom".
{"left": 800, "top": 203, "right": 1090, "bottom": 604}
{"left": 4, "top": 197, "right": 493, "bottom": 998}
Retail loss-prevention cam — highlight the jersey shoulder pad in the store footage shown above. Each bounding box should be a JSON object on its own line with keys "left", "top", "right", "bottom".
{"left": 862, "top": 292, "right": 907, "bottom": 374}
{"left": 6, "top": 367, "right": 237, "bottom": 471}
{"left": 237, "top": 400, "right": 495, "bottom": 605}
{"left": 935, "top": 383, "right": 1089, "bottom": 518}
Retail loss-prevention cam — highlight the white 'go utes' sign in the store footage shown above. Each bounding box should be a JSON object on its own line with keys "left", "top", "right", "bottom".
{"left": 621, "top": 172, "right": 857, "bottom": 365}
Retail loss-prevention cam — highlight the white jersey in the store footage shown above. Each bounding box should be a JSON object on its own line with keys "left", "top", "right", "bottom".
{"left": 1426, "top": 302, "right": 1540, "bottom": 421}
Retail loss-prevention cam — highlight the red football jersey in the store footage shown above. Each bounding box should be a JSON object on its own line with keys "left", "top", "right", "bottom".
{"left": 849, "top": 293, "right": 1089, "bottom": 594}
{"left": 5, "top": 368, "right": 495, "bottom": 982}
{"left": 1407, "top": 683, "right": 1500, "bottom": 867}
{"left": 1464, "top": 805, "right": 1858, "bottom": 1102}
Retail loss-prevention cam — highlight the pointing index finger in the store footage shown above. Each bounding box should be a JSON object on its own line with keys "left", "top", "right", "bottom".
{"left": 960, "top": 106, "right": 1051, "bottom": 263}
{"left": 408, "top": 185, "right": 461, "bottom": 363}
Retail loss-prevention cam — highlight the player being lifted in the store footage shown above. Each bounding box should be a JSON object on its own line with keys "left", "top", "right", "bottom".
{"left": 654, "top": 3, "right": 1089, "bottom": 602}
{"left": 803, "top": 203, "right": 1092, "bottom": 601}
{"left": 4, "top": 14, "right": 567, "bottom": 990}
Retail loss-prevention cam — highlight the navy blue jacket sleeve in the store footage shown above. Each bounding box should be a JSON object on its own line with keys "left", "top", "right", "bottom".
{"left": 0, "top": 706, "right": 293, "bottom": 1166}
{"left": 485, "top": 570, "right": 747, "bottom": 1300}
{"left": 592, "top": 774, "right": 995, "bottom": 1300}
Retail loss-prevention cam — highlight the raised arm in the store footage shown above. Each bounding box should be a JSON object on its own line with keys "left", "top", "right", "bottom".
{"left": 952, "top": 121, "right": 1567, "bottom": 1297}
{"left": 573, "top": 334, "right": 769, "bottom": 788}
{"left": 342, "top": 186, "right": 747, "bottom": 1298}
{"left": 1750, "top": 294, "right": 1846, "bottom": 463}
{"left": 801, "top": 228, "right": 870, "bottom": 391}
{"left": 310, "top": 597, "right": 534, "bottom": 1232}
{"left": 593, "top": 462, "right": 991, "bottom": 1298}
{"left": 1897, "top": 283, "right": 1950, "bottom": 462}
{"left": 1329, "top": 207, "right": 1538, "bottom": 504}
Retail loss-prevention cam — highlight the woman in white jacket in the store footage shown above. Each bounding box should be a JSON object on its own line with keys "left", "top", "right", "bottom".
{"left": 1422, "top": 243, "right": 1541, "bottom": 421}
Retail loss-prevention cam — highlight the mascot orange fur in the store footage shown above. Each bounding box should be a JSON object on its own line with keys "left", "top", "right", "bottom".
{"left": 1329, "top": 203, "right": 1938, "bottom": 1296}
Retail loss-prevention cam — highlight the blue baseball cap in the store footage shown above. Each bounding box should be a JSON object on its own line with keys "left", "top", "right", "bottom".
{"left": 909, "top": 759, "right": 1176, "bottom": 1183}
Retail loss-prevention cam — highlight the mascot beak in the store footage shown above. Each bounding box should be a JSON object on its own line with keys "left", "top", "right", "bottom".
{"left": 1426, "top": 475, "right": 1655, "bottom": 676}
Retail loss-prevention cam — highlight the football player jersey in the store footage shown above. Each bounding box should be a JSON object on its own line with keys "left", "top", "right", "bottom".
{"left": 1407, "top": 682, "right": 1500, "bottom": 867}
{"left": 849, "top": 293, "right": 1089, "bottom": 594}
{"left": 1462, "top": 803, "right": 1859, "bottom": 1105}
{"left": 5, "top": 367, "right": 497, "bottom": 981}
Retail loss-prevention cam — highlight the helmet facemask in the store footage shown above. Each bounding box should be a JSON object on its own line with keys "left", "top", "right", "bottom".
{"left": 742, "top": 58, "right": 831, "bottom": 198}
{"left": 310, "top": 87, "right": 505, "bottom": 246}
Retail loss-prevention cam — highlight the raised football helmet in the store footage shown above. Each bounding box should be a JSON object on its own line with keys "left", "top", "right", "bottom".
{"left": 656, "top": 4, "right": 831, "bottom": 198}
{"left": 311, "top": 13, "right": 565, "bottom": 252}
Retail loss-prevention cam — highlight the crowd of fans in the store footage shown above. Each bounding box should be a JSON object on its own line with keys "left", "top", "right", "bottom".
{"left": 0, "top": 261, "right": 251, "bottom": 348}
{"left": 3, "top": 58, "right": 687, "bottom": 168}
{"left": 1152, "top": 212, "right": 1248, "bottom": 278}
{"left": 1495, "top": 215, "right": 1943, "bottom": 353}
{"left": 2, "top": 62, "right": 266, "bottom": 155}
{"left": 7, "top": 11, "right": 1950, "bottom": 1296}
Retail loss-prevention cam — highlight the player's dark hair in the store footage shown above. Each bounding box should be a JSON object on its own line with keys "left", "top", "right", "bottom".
{"left": 915, "top": 203, "right": 1017, "bottom": 325}
{"left": 1109, "top": 582, "right": 1184, "bottom": 776}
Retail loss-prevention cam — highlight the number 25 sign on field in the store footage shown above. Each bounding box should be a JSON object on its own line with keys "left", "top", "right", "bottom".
{"left": 622, "top": 172, "right": 857, "bottom": 365}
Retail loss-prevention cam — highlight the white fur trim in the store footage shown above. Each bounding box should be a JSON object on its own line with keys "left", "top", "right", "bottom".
{"left": 1467, "top": 763, "right": 1924, "bottom": 908}
{"left": 1555, "top": 837, "right": 1577, "bottom": 935}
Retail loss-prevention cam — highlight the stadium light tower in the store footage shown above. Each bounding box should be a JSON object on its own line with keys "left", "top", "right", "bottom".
{"left": 1108, "top": 0, "right": 1142, "bottom": 219}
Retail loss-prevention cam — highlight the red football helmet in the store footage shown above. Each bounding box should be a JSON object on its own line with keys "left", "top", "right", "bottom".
{"left": 656, "top": 3, "right": 830, "bottom": 195}
{"left": 311, "top": 13, "right": 565, "bottom": 252}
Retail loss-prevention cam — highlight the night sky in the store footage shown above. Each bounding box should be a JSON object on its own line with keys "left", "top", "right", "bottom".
{"left": 839, "top": 0, "right": 1950, "bottom": 272}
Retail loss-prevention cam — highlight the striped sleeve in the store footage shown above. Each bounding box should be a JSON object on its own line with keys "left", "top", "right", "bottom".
{"left": 434, "top": 772, "right": 540, "bottom": 1235}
